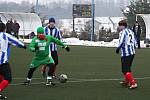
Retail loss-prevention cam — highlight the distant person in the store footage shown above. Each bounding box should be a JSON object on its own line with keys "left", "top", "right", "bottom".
{"left": 13, "top": 20, "right": 20, "bottom": 38}
{"left": 0, "top": 17, "right": 2, "bottom": 23}
{"left": 28, "top": 32, "right": 35, "bottom": 39}
{"left": 116, "top": 20, "right": 137, "bottom": 89}
{"left": 41, "top": 17, "right": 62, "bottom": 77}
{"left": 132, "top": 21, "right": 141, "bottom": 48}
{"left": 6, "top": 19, "right": 13, "bottom": 35}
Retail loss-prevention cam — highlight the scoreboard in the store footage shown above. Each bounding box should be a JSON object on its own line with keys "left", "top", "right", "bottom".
{"left": 73, "top": 4, "right": 92, "bottom": 18}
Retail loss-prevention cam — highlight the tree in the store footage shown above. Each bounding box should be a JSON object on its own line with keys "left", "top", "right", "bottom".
{"left": 30, "top": 6, "right": 35, "bottom": 13}
{"left": 122, "top": 0, "right": 150, "bottom": 39}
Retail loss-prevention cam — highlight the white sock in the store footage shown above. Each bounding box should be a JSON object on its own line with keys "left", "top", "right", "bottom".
{"left": 47, "top": 76, "right": 52, "bottom": 80}
{"left": 27, "top": 78, "right": 32, "bottom": 81}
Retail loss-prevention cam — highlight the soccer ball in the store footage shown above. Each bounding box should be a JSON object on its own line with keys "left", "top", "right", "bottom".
{"left": 59, "top": 74, "right": 68, "bottom": 83}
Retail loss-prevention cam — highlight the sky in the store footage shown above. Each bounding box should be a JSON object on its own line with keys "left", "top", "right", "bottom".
{"left": 1, "top": 0, "right": 129, "bottom": 4}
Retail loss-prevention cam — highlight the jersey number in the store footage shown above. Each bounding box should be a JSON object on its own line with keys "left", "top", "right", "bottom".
{"left": 129, "top": 34, "right": 133, "bottom": 43}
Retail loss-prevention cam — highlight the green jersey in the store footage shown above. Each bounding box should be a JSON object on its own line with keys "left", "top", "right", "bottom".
{"left": 29, "top": 35, "right": 65, "bottom": 68}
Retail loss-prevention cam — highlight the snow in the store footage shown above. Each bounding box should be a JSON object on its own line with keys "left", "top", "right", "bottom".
{"left": 20, "top": 38, "right": 147, "bottom": 48}
{"left": 62, "top": 38, "right": 119, "bottom": 47}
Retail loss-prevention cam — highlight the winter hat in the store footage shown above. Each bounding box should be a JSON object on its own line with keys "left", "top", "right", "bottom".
{"left": 37, "top": 27, "right": 44, "bottom": 34}
{"left": 49, "top": 17, "right": 55, "bottom": 23}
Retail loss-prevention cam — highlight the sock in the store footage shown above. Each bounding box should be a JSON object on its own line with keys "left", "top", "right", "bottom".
{"left": 123, "top": 73, "right": 128, "bottom": 83}
{"left": 0, "top": 75, "right": 4, "bottom": 82}
{"left": 0, "top": 80, "right": 9, "bottom": 92}
{"left": 47, "top": 76, "right": 52, "bottom": 80}
{"left": 125, "top": 72, "right": 136, "bottom": 85}
{"left": 27, "top": 78, "right": 32, "bottom": 81}
{"left": 51, "top": 65, "right": 56, "bottom": 76}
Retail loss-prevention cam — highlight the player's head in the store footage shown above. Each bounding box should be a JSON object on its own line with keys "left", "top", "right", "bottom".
{"left": 118, "top": 19, "right": 127, "bottom": 31}
{"left": 48, "top": 17, "right": 55, "bottom": 28}
{"left": 135, "top": 21, "right": 139, "bottom": 26}
{"left": 0, "top": 23, "right": 6, "bottom": 32}
{"left": 37, "top": 27, "right": 45, "bottom": 40}
{"left": 37, "top": 27, "right": 44, "bottom": 34}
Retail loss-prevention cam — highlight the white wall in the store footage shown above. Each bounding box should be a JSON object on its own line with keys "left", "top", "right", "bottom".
{"left": 0, "top": 12, "right": 42, "bottom": 35}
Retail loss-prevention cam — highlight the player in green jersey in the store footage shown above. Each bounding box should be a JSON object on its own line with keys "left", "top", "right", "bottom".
{"left": 23, "top": 27, "right": 70, "bottom": 86}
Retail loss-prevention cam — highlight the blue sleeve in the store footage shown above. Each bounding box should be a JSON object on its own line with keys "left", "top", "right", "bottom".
{"left": 57, "top": 29, "right": 62, "bottom": 40}
{"left": 6, "top": 33, "right": 25, "bottom": 48}
{"left": 118, "top": 31, "right": 126, "bottom": 49}
{"left": 45, "top": 27, "right": 48, "bottom": 35}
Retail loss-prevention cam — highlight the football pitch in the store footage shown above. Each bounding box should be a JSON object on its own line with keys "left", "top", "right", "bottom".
{"left": 5, "top": 46, "right": 150, "bottom": 100}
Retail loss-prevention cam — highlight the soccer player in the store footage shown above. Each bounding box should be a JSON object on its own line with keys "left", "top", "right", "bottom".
{"left": 116, "top": 20, "right": 137, "bottom": 89}
{"left": 23, "top": 27, "right": 70, "bottom": 86}
{"left": 41, "top": 17, "right": 62, "bottom": 77}
{"left": 0, "top": 23, "right": 26, "bottom": 99}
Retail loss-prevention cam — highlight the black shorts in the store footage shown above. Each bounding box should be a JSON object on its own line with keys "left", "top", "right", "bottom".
{"left": 0, "top": 63, "right": 12, "bottom": 82}
{"left": 121, "top": 55, "right": 135, "bottom": 73}
{"left": 51, "top": 51, "right": 58, "bottom": 65}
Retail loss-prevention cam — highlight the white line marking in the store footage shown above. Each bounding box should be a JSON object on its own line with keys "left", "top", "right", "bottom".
{"left": 10, "top": 76, "right": 150, "bottom": 86}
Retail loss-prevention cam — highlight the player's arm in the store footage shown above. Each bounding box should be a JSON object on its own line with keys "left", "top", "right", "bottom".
{"left": 44, "top": 27, "right": 49, "bottom": 35}
{"left": 29, "top": 37, "right": 37, "bottom": 52}
{"left": 47, "top": 35, "right": 70, "bottom": 52}
{"left": 57, "top": 29, "right": 62, "bottom": 40}
{"left": 118, "top": 31, "right": 126, "bottom": 48}
{"left": 116, "top": 31, "right": 125, "bottom": 54}
{"left": 6, "top": 33, "right": 26, "bottom": 48}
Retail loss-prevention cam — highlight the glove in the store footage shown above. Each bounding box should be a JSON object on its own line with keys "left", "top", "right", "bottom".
{"left": 18, "top": 45, "right": 26, "bottom": 49}
{"left": 116, "top": 48, "right": 120, "bottom": 54}
{"left": 65, "top": 46, "right": 70, "bottom": 52}
{"left": 23, "top": 45, "right": 27, "bottom": 49}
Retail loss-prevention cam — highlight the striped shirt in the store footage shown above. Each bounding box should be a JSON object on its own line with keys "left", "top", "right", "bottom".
{"left": 44, "top": 26, "right": 62, "bottom": 51}
{"left": 118, "top": 28, "right": 136, "bottom": 57}
{"left": 0, "top": 32, "right": 25, "bottom": 65}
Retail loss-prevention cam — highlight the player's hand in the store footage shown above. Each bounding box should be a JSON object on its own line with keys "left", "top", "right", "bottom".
{"left": 65, "top": 46, "right": 70, "bottom": 52}
{"left": 116, "top": 48, "right": 120, "bottom": 54}
{"left": 23, "top": 45, "right": 27, "bottom": 49}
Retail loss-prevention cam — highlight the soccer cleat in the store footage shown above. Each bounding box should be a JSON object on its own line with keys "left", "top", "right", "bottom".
{"left": 129, "top": 83, "right": 138, "bottom": 89}
{"left": 23, "top": 80, "right": 31, "bottom": 85}
{"left": 46, "top": 79, "right": 55, "bottom": 86}
{"left": 120, "top": 81, "right": 130, "bottom": 87}
{"left": 0, "top": 94, "right": 7, "bottom": 99}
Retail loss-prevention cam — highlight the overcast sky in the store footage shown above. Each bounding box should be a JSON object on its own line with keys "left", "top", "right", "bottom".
{"left": 1, "top": 0, "right": 130, "bottom": 4}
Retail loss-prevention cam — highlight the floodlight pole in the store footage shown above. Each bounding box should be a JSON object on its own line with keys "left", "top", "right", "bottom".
{"left": 91, "top": 0, "right": 95, "bottom": 41}
{"left": 36, "top": 0, "right": 39, "bottom": 15}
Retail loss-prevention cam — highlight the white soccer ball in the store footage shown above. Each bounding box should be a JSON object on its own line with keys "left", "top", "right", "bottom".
{"left": 59, "top": 74, "right": 68, "bottom": 83}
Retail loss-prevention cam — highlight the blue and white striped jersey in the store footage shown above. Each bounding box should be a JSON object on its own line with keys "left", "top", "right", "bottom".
{"left": 44, "top": 26, "right": 62, "bottom": 51}
{"left": 118, "top": 28, "right": 136, "bottom": 57}
{"left": 0, "top": 32, "right": 25, "bottom": 65}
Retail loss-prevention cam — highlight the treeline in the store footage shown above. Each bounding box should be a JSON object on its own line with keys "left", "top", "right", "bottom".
{"left": 0, "top": 1, "right": 127, "bottom": 19}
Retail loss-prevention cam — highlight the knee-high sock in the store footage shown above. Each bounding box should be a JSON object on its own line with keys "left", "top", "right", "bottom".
{"left": 27, "top": 67, "right": 37, "bottom": 79}
{"left": 123, "top": 73, "right": 128, "bottom": 82}
{"left": 125, "top": 72, "right": 136, "bottom": 85}
{"left": 0, "top": 74, "right": 4, "bottom": 82}
{"left": 0, "top": 80, "right": 9, "bottom": 92}
{"left": 50, "top": 65, "right": 56, "bottom": 76}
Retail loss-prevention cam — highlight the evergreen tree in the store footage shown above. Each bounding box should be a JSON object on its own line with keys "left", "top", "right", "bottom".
{"left": 122, "top": 0, "right": 150, "bottom": 39}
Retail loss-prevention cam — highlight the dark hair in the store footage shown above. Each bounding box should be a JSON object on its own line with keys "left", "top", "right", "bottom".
{"left": 0, "top": 23, "right": 6, "bottom": 32}
{"left": 49, "top": 17, "right": 55, "bottom": 23}
{"left": 118, "top": 20, "right": 127, "bottom": 28}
